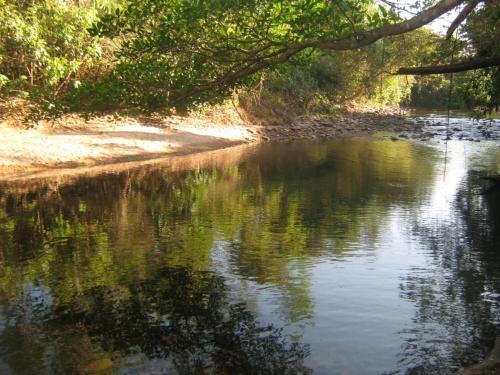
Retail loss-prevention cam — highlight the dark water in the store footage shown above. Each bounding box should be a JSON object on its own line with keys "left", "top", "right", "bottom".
{"left": 0, "top": 138, "right": 499, "bottom": 374}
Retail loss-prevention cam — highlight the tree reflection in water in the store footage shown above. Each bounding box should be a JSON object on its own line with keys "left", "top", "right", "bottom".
{"left": 1, "top": 267, "right": 311, "bottom": 374}
{"left": 399, "top": 169, "right": 500, "bottom": 374}
{"left": 0, "top": 139, "right": 439, "bottom": 374}
{"left": 2, "top": 139, "right": 498, "bottom": 374}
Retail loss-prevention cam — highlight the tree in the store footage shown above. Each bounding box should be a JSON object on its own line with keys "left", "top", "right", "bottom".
{"left": 92, "top": 0, "right": 466, "bottom": 110}
{"left": 396, "top": 0, "right": 499, "bottom": 113}
{"left": 0, "top": 0, "right": 103, "bottom": 97}
{"left": 397, "top": 0, "right": 500, "bottom": 75}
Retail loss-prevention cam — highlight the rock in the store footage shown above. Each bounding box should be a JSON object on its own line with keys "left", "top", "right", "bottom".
{"left": 482, "top": 292, "right": 500, "bottom": 302}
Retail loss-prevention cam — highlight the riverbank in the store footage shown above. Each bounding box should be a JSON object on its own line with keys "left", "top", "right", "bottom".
{"left": 4, "top": 102, "right": 499, "bottom": 182}
{"left": 0, "top": 103, "right": 424, "bottom": 181}
{"left": 455, "top": 337, "right": 500, "bottom": 375}
{"left": 0, "top": 115, "right": 252, "bottom": 181}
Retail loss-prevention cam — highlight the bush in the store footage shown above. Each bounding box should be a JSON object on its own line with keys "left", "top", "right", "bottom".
{"left": 0, "top": 0, "right": 107, "bottom": 113}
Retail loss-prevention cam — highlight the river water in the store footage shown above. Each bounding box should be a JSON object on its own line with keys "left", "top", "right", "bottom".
{"left": 0, "top": 135, "right": 499, "bottom": 374}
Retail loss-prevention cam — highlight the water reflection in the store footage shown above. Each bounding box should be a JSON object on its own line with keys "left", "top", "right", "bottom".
{"left": 1, "top": 266, "right": 311, "bottom": 374}
{"left": 0, "top": 138, "right": 499, "bottom": 374}
{"left": 398, "top": 146, "right": 500, "bottom": 374}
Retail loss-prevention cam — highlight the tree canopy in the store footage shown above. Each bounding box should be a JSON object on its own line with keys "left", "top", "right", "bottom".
{"left": 91, "top": 0, "right": 466, "bottom": 109}
{"left": 0, "top": 0, "right": 498, "bottom": 114}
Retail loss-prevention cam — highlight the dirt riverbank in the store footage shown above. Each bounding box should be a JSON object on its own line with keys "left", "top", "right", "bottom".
{"left": 0, "top": 104, "right": 426, "bottom": 181}
{"left": 0, "top": 115, "right": 254, "bottom": 181}
{"left": 6, "top": 103, "right": 496, "bottom": 182}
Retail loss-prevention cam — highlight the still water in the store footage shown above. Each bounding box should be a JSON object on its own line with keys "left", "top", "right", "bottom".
{"left": 0, "top": 138, "right": 499, "bottom": 374}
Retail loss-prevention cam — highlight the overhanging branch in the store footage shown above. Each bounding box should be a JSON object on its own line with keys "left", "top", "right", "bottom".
{"left": 311, "top": 0, "right": 465, "bottom": 50}
{"left": 175, "top": 0, "right": 466, "bottom": 104}
{"left": 446, "top": 0, "right": 480, "bottom": 39}
{"left": 396, "top": 56, "right": 500, "bottom": 75}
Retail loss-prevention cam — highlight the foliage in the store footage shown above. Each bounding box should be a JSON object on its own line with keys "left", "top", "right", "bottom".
{"left": 461, "top": 1, "right": 500, "bottom": 113}
{"left": 408, "top": 1, "right": 500, "bottom": 113}
{"left": 0, "top": 0, "right": 497, "bottom": 117}
{"left": 88, "top": 0, "right": 398, "bottom": 110}
{"left": 454, "top": 68, "right": 499, "bottom": 114}
{"left": 237, "top": 29, "right": 443, "bottom": 123}
{"left": 0, "top": 0, "right": 108, "bottom": 114}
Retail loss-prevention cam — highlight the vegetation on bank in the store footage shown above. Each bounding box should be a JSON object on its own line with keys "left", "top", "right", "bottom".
{"left": 0, "top": 0, "right": 498, "bottom": 123}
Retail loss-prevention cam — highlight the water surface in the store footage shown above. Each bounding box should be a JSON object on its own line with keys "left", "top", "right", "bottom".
{"left": 0, "top": 137, "right": 499, "bottom": 374}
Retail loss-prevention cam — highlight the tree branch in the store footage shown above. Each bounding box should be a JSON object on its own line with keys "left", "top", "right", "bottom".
{"left": 311, "top": 0, "right": 465, "bottom": 50}
{"left": 396, "top": 55, "right": 500, "bottom": 75}
{"left": 175, "top": 0, "right": 466, "bottom": 104}
{"left": 446, "top": 0, "right": 480, "bottom": 39}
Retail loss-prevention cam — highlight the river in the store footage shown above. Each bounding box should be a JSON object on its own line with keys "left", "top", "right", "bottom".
{"left": 0, "top": 133, "right": 499, "bottom": 374}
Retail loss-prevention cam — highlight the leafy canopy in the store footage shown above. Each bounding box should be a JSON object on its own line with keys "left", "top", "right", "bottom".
{"left": 91, "top": 0, "right": 398, "bottom": 110}
{"left": 0, "top": 0, "right": 102, "bottom": 93}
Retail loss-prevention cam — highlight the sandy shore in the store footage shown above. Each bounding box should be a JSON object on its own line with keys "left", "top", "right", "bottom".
{"left": 0, "top": 105, "right": 424, "bottom": 182}
{"left": 0, "top": 115, "right": 258, "bottom": 181}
